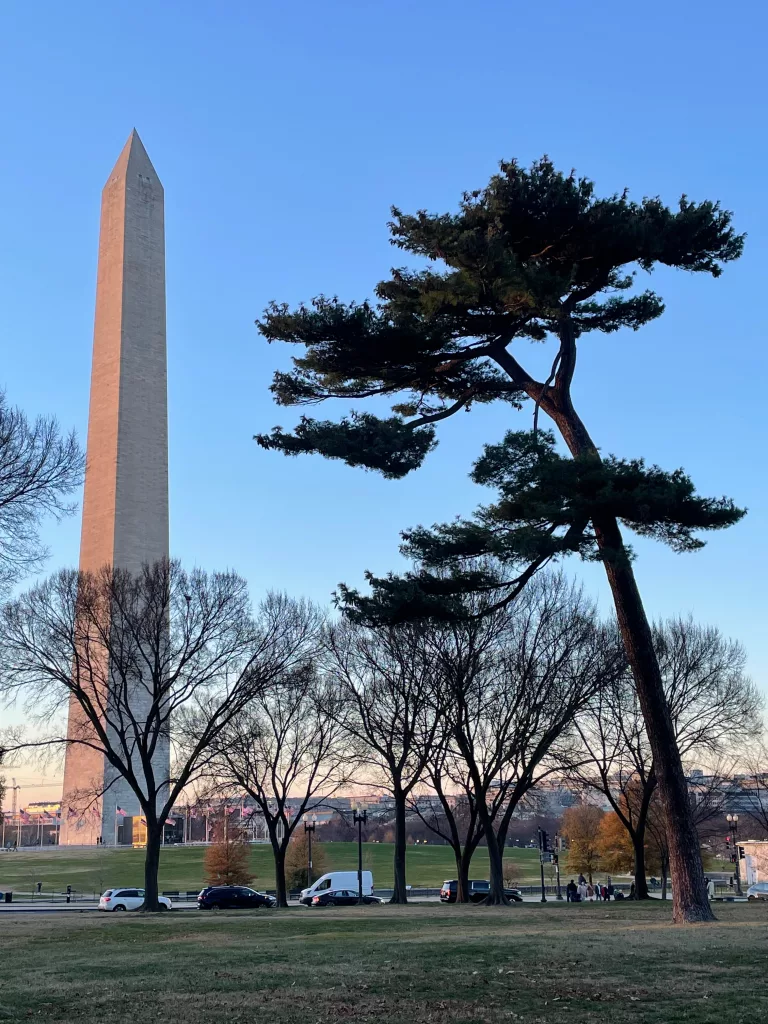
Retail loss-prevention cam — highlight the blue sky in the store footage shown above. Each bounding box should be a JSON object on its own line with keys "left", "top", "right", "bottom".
{"left": 2, "top": 1, "right": 766, "bottom": 797}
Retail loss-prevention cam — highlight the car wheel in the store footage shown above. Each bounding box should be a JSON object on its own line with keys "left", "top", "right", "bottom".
{"left": 158, "top": 903, "right": 169, "bottom": 911}
{"left": 748, "top": 895, "right": 756, "bottom": 901}
{"left": 210, "top": 903, "right": 221, "bottom": 911}
{"left": 113, "top": 905, "right": 126, "bottom": 912}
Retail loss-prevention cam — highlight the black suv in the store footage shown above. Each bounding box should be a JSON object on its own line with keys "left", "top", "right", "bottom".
{"left": 197, "top": 886, "right": 277, "bottom": 910}
{"left": 440, "top": 879, "right": 523, "bottom": 903}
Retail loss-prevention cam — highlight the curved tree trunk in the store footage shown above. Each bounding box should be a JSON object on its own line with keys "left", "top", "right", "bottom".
{"left": 391, "top": 790, "right": 408, "bottom": 904}
{"left": 552, "top": 399, "right": 713, "bottom": 923}
{"left": 595, "top": 517, "right": 711, "bottom": 921}
{"left": 143, "top": 825, "right": 163, "bottom": 911}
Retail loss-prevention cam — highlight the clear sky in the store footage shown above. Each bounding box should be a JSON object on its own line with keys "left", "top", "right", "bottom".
{"left": 1, "top": 0, "right": 766, "bottom": 802}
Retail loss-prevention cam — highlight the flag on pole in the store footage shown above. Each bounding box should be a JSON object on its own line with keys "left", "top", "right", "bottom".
{"left": 165, "top": 818, "right": 175, "bottom": 825}
{"left": 116, "top": 807, "right": 127, "bottom": 817}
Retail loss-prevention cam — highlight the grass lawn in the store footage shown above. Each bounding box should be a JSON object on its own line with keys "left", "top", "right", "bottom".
{"left": 0, "top": 843, "right": 551, "bottom": 895}
{"left": 1, "top": 901, "right": 766, "bottom": 1022}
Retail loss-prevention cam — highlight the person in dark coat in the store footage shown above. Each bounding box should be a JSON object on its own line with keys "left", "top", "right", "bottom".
{"left": 566, "top": 879, "right": 577, "bottom": 902}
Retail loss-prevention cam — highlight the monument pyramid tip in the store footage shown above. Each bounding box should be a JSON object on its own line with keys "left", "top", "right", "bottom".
{"left": 105, "top": 129, "right": 161, "bottom": 188}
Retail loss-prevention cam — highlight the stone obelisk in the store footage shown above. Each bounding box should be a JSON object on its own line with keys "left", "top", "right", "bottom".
{"left": 60, "top": 131, "right": 169, "bottom": 845}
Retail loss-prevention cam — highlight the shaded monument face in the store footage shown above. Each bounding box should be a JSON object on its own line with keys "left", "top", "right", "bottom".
{"left": 60, "top": 132, "right": 170, "bottom": 846}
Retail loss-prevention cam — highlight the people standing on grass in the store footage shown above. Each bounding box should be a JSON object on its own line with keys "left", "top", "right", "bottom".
{"left": 706, "top": 877, "right": 715, "bottom": 901}
{"left": 566, "top": 879, "right": 577, "bottom": 902}
{"left": 577, "top": 879, "right": 588, "bottom": 902}
{"left": 587, "top": 882, "right": 594, "bottom": 901}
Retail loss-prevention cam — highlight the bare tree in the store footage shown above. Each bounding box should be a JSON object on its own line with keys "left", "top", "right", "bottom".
{"left": 410, "top": 743, "right": 485, "bottom": 904}
{"left": 729, "top": 744, "right": 768, "bottom": 839}
{"left": 421, "top": 572, "right": 621, "bottom": 905}
{"left": 209, "top": 658, "right": 348, "bottom": 907}
{"left": 0, "top": 392, "right": 83, "bottom": 597}
{"left": 573, "top": 618, "right": 761, "bottom": 898}
{"left": 0, "top": 560, "right": 314, "bottom": 909}
{"left": 327, "top": 620, "right": 441, "bottom": 903}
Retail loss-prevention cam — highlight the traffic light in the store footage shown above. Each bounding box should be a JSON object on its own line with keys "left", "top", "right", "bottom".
{"left": 739, "top": 846, "right": 746, "bottom": 860}
{"left": 538, "top": 830, "right": 550, "bottom": 852}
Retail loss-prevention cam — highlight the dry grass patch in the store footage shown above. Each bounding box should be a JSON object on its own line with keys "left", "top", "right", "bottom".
{"left": 2, "top": 902, "right": 768, "bottom": 1023}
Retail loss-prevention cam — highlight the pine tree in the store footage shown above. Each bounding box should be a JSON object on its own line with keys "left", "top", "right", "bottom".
{"left": 203, "top": 819, "right": 254, "bottom": 886}
{"left": 255, "top": 157, "right": 744, "bottom": 922}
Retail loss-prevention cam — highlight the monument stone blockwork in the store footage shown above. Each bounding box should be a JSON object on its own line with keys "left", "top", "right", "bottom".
{"left": 60, "top": 131, "right": 170, "bottom": 845}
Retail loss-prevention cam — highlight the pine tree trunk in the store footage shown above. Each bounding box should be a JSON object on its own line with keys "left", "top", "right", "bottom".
{"left": 550, "top": 397, "right": 714, "bottom": 924}
{"left": 391, "top": 791, "right": 408, "bottom": 904}
{"left": 143, "top": 827, "right": 163, "bottom": 912}
{"left": 594, "top": 516, "right": 712, "bottom": 921}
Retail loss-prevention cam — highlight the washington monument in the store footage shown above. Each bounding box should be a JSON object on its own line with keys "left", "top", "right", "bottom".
{"left": 60, "top": 131, "right": 170, "bottom": 845}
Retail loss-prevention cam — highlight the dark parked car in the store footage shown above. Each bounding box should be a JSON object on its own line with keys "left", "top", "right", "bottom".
{"left": 440, "top": 879, "right": 523, "bottom": 904}
{"left": 197, "top": 885, "right": 277, "bottom": 910}
{"left": 309, "top": 889, "right": 384, "bottom": 908}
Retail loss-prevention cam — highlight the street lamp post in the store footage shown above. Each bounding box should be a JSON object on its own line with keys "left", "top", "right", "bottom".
{"left": 726, "top": 813, "right": 742, "bottom": 895}
{"left": 304, "top": 814, "right": 317, "bottom": 887}
{"left": 353, "top": 807, "right": 367, "bottom": 903}
{"left": 554, "top": 833, "right": 563, "bottom": 900}
{"left": 537, "top": 828, "right": 548, "bottom": 903}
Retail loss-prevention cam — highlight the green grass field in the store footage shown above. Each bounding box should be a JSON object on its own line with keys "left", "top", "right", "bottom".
{"left": 1, "top": 901, "right": 766, "bottom": 1023}
{"left": 0, "top": 842, "right": 552, "bottom": 895}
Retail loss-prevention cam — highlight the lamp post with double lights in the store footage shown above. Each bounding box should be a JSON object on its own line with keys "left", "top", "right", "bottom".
{"left": 304, "top": 814, "right": 317, "bottom": 887}
{"left": 726, "top": 813, "right": 743, "bottom": 895}
{"left": 353, "top": 807, "right": 367, "bottom": 903}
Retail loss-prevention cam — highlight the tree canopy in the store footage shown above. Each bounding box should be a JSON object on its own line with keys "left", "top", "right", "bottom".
{"left": 256, "top": 157, "right": 745, "bottom": 618}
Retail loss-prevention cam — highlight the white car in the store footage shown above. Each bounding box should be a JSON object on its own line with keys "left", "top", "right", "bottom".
{"left": 99, "top": 888, "right": 172, "bottom": 912}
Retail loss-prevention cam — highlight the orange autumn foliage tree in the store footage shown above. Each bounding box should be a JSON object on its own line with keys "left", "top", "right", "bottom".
{"left": 597, "top": 812, "right": 635, "bottom": 874}
{"left": 597, "top": 798, "right": 663, "bottom": 878}
{"left": 561, "top": 805, "right": 605, "bottom": 883}
{"left": 203, "top": 820, "right": 254, "bottom": 886}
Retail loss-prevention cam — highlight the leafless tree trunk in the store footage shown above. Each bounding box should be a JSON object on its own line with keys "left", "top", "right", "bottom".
{"left": 410, "top": 750, "right": 484, "bottom": 904}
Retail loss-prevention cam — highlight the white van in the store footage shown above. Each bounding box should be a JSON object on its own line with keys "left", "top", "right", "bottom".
{"left": 299, "top": 871, "right": 373, "bottom": 905}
